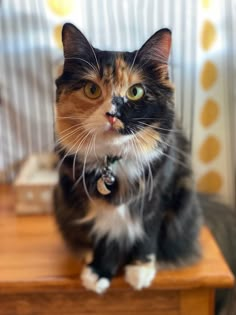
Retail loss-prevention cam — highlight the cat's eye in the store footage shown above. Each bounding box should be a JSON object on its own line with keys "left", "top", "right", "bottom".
{"left": 126, "top": 84, "right": 144, "bottom": 101}
{"left": 84, "top": 82, "right": 101, "bottom": 99}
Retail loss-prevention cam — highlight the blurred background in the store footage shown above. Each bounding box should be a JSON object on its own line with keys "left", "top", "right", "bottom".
{"left": 0, "top": 0, "right": 235, "bottom": 208}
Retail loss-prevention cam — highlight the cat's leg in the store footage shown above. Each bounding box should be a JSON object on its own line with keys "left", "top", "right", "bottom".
{"left": 125, "top": 230, "right": 158, "bottom": 290}
{"left": 81, "top": 237, "right": 121, "bottom": 294}
{"left": 125, "top": 254, "right": 157, "bottom": 290}
{"left": 157, "top": 185, "right": 202, "bottom": 264}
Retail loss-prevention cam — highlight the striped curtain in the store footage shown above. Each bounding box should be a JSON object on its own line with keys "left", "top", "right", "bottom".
{"left": 0, "top": 0, "right": 235, "bottom": 206}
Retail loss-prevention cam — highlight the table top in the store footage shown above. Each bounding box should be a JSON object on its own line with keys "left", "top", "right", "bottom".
{"left": 0, "top": 185, "right": 234, "bottom": 293}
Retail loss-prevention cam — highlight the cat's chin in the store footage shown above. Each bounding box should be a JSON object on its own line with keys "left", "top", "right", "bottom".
{"left": 104, "top": 126, "right": 117, "bottom": 133}
{"left": 86, "top": 131, "right": 133, "bottom": 160}
{"left": 101, "top": 128, "right": 124, "bottom": 140}
{"left": 103, "top": 124, "right": 121, "bottom": 134}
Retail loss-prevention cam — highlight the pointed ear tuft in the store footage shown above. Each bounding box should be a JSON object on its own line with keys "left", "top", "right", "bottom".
{"left": 139, "top": 28, "right": 172, "bottom": 64}
{"left": 62, "top": 23, "right": 92, "bottom": 58}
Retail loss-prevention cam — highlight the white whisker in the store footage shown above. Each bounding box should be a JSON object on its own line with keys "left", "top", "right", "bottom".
{"left": 56, "top": 126, "right": 86, "bottom": 144}
{"left": 129, "top": 49, "right": 139, "bottom": 75}
{"left": 81, "top": 129, "right": 96, "bottom": 202}
{"left": 129, "top": 130, "right": 147, "bottom": 215}
{"left": 57, "top": 127, "right": 94, "bottom": 172}
{"left": 88, "top": 44, "right": 100, "bottom": 73}
{"left": 136, "top": 125, "right": 190, "bottom": 159}
{"left": 134, "top": 132, "right": 154, "bottom": 201}
{"left": 64, "top": 57, "right": 98, "bottom": 73}
{"left": 135, "top": 120, "right": 182, "bottom": 133}
{"left": 159, "top": 150, "right": 190, "bottom": 169}
{"left": 56, "top": 134, "right": 83, "bottom": 172}
{"left": 72, "top": 129, "right": 94, "bottom": 180}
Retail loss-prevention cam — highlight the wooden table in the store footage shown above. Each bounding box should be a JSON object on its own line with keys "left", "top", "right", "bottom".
{"left": 0, "top": 185, "right": 234, "bottom": 315}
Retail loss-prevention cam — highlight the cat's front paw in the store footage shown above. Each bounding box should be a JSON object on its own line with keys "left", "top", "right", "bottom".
{"left": 125, "top": 260, "right": 156, "bottom": 290}
{"left": 81, "top": 266, "right": 110, "bottom": 294}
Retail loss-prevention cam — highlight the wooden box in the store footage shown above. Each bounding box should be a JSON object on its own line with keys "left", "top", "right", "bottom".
{"left": 14, "top": 153, "right": 58, "bottom": 214}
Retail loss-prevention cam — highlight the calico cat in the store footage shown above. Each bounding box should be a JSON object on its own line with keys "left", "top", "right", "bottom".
{"left": 53, "top": 23, "right": 202, "bottom": 294}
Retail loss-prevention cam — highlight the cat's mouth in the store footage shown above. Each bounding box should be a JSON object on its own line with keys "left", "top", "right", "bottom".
{"left": 104, "top": 113, "right": 125, "bottom": 134}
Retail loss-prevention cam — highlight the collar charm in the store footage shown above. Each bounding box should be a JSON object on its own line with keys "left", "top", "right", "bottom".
{"left": 96, "top": 156, "right": 117, "bottom": 195}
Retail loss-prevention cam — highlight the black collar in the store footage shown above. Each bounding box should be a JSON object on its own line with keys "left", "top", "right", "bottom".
{"left": 105, "top": 155, "right": 122, "bottom": 166}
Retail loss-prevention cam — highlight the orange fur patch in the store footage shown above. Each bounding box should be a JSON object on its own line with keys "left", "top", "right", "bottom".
{"left": 112, "top": 118, "right": 124, "bottom": 130}
{"left": 156, "top": 64, "right": 174, "bottom": 90}
{"left": 135, "top": 127, "right": 160, "bottom": 153}
{"left": 114, "top": 56, "right": 142, "bottom": 96}
{"left": 56, "top": 90, "right": 101, "bottom": 151}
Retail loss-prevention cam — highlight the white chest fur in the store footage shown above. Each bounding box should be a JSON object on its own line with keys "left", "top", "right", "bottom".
{"left": 86, "top": 199, "right": 144, "bottom": 245}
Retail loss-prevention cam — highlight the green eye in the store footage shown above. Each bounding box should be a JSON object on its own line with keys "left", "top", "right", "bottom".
{"left": 84, "top": 82, "right": 101, "bottom": 99}
{"left": 127, "top": 84, "right": 144, "bottom": 101}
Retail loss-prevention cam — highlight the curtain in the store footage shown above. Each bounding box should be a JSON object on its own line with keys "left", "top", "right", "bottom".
{"left": 0, "top": 0, "right": 235, "bottom": 206}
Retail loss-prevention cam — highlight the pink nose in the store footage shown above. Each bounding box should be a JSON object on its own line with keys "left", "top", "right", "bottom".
{"left": 106, "top": 114, "right": 117, "bottom": 125}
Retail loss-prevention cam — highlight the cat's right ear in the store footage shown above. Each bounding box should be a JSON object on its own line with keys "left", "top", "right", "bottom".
{"left": 62, "top": 23, "right": 92, "bottom": 58}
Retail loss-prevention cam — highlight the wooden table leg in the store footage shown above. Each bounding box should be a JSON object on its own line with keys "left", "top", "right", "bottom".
{"left": 180, "top": 288, "right": 215, "bottom": 315}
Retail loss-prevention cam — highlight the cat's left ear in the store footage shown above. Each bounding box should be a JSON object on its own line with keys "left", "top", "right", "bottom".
{"left": 139, "top": 29, "right": 172, "bottom": 64}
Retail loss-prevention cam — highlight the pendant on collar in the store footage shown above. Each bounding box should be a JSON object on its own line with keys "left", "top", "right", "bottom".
{"left": 96, "top": 156, "right": 119, "bottom": 195}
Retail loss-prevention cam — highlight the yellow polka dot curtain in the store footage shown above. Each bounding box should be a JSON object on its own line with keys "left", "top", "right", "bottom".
{"left": 0, "top": 0, "right": 235, "bottom": 206}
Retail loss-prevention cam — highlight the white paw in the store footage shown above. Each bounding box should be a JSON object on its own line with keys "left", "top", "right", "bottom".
{"left": 80, "top": 266, "right": 110, "bottom": 294}
{"left": 125, "top": 264, "right": 156, "bottom": 290}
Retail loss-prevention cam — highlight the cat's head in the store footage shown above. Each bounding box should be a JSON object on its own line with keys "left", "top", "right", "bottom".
{"left": 55, "top": 23, "right": 174, "bottom": 161}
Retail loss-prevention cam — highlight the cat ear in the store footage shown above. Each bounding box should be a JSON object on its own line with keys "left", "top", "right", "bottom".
{"left": 139, "top": 28, "right": 172, "bottom": 64}
{"left": 62, "top": 23, "right": 94, "bottom": 59}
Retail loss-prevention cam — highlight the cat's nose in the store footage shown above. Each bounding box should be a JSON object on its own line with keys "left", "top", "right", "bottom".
{"left": 106, "top": 112, "right": 117, "bottom": 125}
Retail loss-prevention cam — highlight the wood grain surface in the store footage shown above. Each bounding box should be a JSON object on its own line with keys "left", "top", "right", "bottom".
{"left": 0, "top": 185, "right": 234, "bottom": 292}
{"left": 0, "top": 291, "right": 180, "bottom": 315}
{"left": 0, "top": 185, "right": 234, "bottom": 315}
